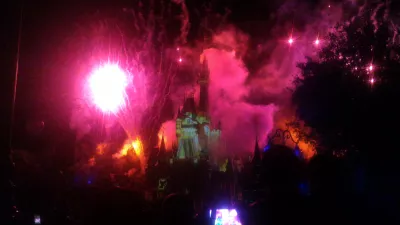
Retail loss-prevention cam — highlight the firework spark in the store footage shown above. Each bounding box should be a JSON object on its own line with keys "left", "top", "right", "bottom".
{"left": 369, "top": 77, "right": 375, "bottom": 85}
{"left": 314, "top": 39, "right": 320, "bottom": 46}
{"left": 367, "top": 64, "right": 374, "bottom": 72}
{"left": 288, "top": 38, "right": 294, "bottom": 45}
{"left": 88, "top": 63, "right": 129, "bottom": 113}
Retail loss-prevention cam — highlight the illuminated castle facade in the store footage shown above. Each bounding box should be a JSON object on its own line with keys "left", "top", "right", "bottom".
{"left": 175, "top": 56, "right": 222, "bottom": 160}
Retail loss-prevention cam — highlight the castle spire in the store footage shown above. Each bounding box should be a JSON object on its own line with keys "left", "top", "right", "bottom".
{"left": 159, "top": 135, "right": 166, "bottom": 154}
{"left": 252, "top": 136, "right": 261, "bottom": 164}
{"left": 198, "top": 55, "right": 209, "bottom": 113}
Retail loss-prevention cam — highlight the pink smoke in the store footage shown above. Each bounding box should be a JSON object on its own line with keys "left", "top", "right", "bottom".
{"left": 158, "top": 0, "right": 394, "bottom": 156}
{"left": 250, "top": 1, "right": 344, "bottom": 99}
{"left": 69, "top": 101, "right": 92, "bottom": 140}
{"left": 204, "top": 48, "right": 277, "bottom": 154}
{"left": 158, "top": 120, "right": 176, "bottom": 150}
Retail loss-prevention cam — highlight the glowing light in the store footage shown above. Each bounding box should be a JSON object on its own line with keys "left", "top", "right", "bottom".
{"left": 178, "top": 57, "right": 183, "bottom": 63}
{"left": 215, "top": 209, "right": 241, "bottom": 225}
{"left": 369, "top": 78, "right": 375, "bottom": 84}
{"left": 368, "top": 64, "right": 374, "bottom": 72}
{"left": 113, "top": 137, "right": 143, "bottom": 158}
{"left": 88, "top": 157, "right": 96, "bottom": 166}
{"left": 96, "top": 143, "right": 107, "bottom": 155}
{"left": 158, "top": 132, "right": 167, "bottom": 148}
{"left": 34, "top": 215, "right": 41, "bottom": 225}
{"left": 288, "top": 38, "right": 294, "bottom": 45}
{"left": 314, "top": 39, "right": 320, "bottom": 46}
{"left": 176, "top": 47, "right": 180, "bottom": 51}
{"left": 88, "top": 63, "right": 128, "bottom": 113}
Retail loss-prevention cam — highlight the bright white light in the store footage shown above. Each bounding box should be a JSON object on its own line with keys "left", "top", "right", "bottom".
{"left": 178, "top": 57, "right": 183, "bottom": 63}
{"left": 288, "top": 38, "right": 294, "bottom": 45}
{"left": 230, "top": 209, "right": 238, "bottom": 217}
{"left": 369, "top": 78, "right": 375, "bottom": 84}
{"left": 34, "top": 215, "right": 41, "bottom": 224}
{"left": 88, "top": 63, "right": 128, "bottom": 113}
{"left": 369, "top": 64, "right": 374, "bottom": 71}
{"left": 314, "top": 39, "right": 320, "bottom": 46}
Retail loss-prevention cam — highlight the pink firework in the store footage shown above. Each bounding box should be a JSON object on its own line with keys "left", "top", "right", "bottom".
{"left": 368, "top": 64, "right": 374, "bottom": 72}
{"left": 288, "top": 38, "right": 294, "bottom": 45}
{"left": 88, "top": 63, "right": 128, "bottom": 113}
{"left": 369, "top": 77, "right": 375, "bottom": 85}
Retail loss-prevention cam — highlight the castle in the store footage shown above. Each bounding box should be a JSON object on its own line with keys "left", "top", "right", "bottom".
{"left": 147, "top": 54, "right": 268, "bottom": 204}
{"left": 175, "top": 55, "right": 222, "bottom": 160}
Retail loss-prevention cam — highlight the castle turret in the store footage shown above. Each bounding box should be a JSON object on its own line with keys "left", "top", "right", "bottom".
{"left": 252, "top": 136, "right": 261, "bottom": 165}
{"left": 182, "top": 92, "right": 196, "bottom": 115}
{"left": 155, "top": 135, "right": 167, "bottom": 165}
{"left": 198, "top": 56, "right": 209, "bottom": 113}
{"left": 252, "top": 136, "right": 262, "bottom": 189}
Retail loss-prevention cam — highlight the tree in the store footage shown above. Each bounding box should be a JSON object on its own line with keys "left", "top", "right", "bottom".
{"left": 293, "top": 7, "right": 400, "bottom": 159}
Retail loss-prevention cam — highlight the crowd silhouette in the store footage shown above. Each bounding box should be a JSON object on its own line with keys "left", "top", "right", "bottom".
{"left": 8, "top": 144, "right": 400, "bottom": 225}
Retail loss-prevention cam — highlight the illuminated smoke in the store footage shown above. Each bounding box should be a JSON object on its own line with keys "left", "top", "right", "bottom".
{"left": 204, "top": 44, "right": 277, "bottom": 154}
{"left": 158, "top": 120, "right": 176, "bottom": 150}
{"left": 157, "top": 1, "right": 346, "bottom": 156}
{"left": 69, "top": 100, "right": 92, "bottom": 140}
{"left": 69, "top": 0, "right": 399, "bottom": 161}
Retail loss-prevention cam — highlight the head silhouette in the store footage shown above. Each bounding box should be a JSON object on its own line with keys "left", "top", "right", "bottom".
{"left": 162, "top": 193, "right": 194, "bottom": 225}
{"left": 262, "top": 145, "right": 303, "bottom": 197}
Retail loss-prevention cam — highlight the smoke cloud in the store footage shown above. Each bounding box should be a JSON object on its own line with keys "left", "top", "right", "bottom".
{"left": 69, "top": 101, "right": 93, "bottom": 140}
{"left": 204, "top": 46, "right": 276, "bottom": 154}
{"left": 158, "top": 120, "right": 176, "bottom": 150}
{"left": 70, "top": 0, "right": 397, "bottom": 158}
{"left": 159, "top": 0, "right": 347, "bottom": 156}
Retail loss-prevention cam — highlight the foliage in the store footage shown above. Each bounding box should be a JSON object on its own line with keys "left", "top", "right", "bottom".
{"left": 293, "top": 9, "right": 400, "bottom": 156}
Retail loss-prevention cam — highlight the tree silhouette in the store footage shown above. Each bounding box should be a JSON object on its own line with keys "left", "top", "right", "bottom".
{"left": 293, "top": 8, "right": 400, "bottom": 158}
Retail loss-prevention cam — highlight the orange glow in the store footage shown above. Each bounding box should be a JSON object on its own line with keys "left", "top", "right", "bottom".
{"left": 96, "top": 143, "right": 107, "bottom": 155}
{"left": 274, "top": 115, "right": 317, "bottom": 160}
{"left": 298, "top": 141, "right": 316, "bottom": 159}
{"left": 88, "top": 157, "right": 96, "bottom": 166}
{"left": 113, "top": 137, "right": 143, "bottom": 159}
{"left": 157, "top": 132, "right": 167, "bottom": 148}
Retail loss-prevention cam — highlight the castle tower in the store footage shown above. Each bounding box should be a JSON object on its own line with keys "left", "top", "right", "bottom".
{"left": 252, "top": 136, "right": 261, "bottom": 165}
{"left": 175, "top": 54, "right": 217, "bottom": 160}
{"left": 252, "top": 136, "right": 262, "bottom": 187}
{"left": 159, "top": 135, "right": 166, "bottom": 159}
{"left": 176, "top": 92, "right": 201, "bottom": 159}
{"left": 198, "top": 55, "right": 209, "bottom": 114}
